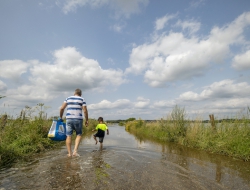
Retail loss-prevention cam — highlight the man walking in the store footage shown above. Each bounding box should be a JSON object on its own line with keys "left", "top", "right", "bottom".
{"left": 60, "top": 88, "right": 88, "bottom": 157}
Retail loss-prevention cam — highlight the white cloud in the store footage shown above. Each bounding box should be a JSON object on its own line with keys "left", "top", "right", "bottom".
{"left": 88, "top": 97, "right": 158, "bottom": 119}
{"left": 179, "top": 79, "right": 250, "bottom": 101}
{"left": 60, "top": 0, "right": 149, "bottom": 18}
{"left": 7, "top": 85, "right": 56, "bottom": 102}
{"left": 210, "top": 98, "right": 250, "bottom": 110}
{"left": 135, "top": 96, "right": 150, "bottom": 108}
{"left": 58, "top": 0, "right": 92, "bottom": 14}
{"left": 87, "top": 78, "right": 250, "bottom": 119}
{"left": 110, "top": 0, "right": 149, "bottom": 19}
{"left": 88, "top": 99, "right": 131, "bottom": 109}
{"left": 0, "top": 80, "right": 7, "bottom": 93}
{"left": 153, "top": 100, "right": 176, "bottom": 108}
{"left": 155, "top": 14, "right": 177, "bottom": 31}
{"left": 0, "top": 60, "right": 29, "bottom": 81}
{"left": 175, "top": 19, "right": 201, "bottom": 35}
{"left": 151, "top": 79, "right": 250, "bottom": 118}
{"left": 191, "top": 97, "right": 250, "bottom": 118}
{"left": 30, "top": 46, "right": 127, "bottom": 91}
{"left": 107, "top": 58, "right": 115, "bottom": 65}
{"left": 111, "top": 23, "right": 125, "bottom": 32}
{"left": 179, "top": 91, "right": 200, "bottom": 101}
{"left": 189, "top": 0, "right": 205, "bottom": 9}
{"left": 126, "top": 12, "right": 250, "bottom": 87}
{"left": 0, "top": 47, "right": 127, "bottom": 109}
{"left": 232, "top": 50, "right": 250, "bottom": 70}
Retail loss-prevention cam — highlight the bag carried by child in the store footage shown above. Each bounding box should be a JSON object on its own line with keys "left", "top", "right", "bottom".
{"left": 48, "top": 119, "right": 66, "bottom": 141}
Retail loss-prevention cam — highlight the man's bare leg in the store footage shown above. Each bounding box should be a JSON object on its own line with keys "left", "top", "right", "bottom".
{"left": 73, "top": 135, "right": 82, "bottom": 156}
{"left": 66, "top": 136, "right": 72, "bottom": 157}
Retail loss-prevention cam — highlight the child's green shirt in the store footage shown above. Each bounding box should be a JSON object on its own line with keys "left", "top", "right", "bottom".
{"left": 96, "top": 123, "right": 108, "bottom": 131}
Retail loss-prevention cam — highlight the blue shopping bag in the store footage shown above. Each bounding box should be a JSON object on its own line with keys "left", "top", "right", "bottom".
{"left": 48, "top": 119, "right": 66, "bottom": 141}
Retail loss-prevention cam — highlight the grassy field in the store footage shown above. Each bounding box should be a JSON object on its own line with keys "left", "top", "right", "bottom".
{"left": 125, "top": 106, "right": 250, "bottom": 161}
{"left": 0, "top": 113, "right": 96, "bottom": 169}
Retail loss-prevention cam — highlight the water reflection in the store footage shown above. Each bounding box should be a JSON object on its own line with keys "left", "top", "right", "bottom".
{"left": 131, "top": 131, "right": 250, "bottom": 189}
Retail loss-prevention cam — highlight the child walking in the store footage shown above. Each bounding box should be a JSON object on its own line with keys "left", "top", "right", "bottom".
{"left": 92, "top": 117, "right": 109, "bottom": 150}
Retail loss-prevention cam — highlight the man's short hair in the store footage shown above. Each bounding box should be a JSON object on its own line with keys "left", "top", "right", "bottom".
{"left": 75, "top": 88, "right": 82, "bottom": 96}
{"left": 98, "top": 117, "right": 103, "bottom": 122}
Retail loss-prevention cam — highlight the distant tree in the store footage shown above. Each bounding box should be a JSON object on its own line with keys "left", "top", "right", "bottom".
{"left": 126, "top": 118, "right": 136, "bottom": 122}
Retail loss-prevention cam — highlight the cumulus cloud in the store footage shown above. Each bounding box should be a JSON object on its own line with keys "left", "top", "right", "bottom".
{"left": 178, "top": 91, "right": 200, "bottom": 101}
{"left": 126, "top": 12, "right": 250, "bottom": 87}
{"left": 89, "top": 97, "right": 151, "bottom": 112}
{"left": 153, "top": 100, "right": 176, "bottom": 108}
{"left": 88, "top": 99, "right": 131, "bottom": 109}
{"left": 30, "top": 47, "right": 126, "bottom": 92}
{"left": 152, "top": 79, "right": 250, "bottom": 117}
{"left": 1, "top": 46, "right": 127, "bottom": 107}
{"left": 0, "top": 60, "right": 29, "bottom": 81}
{"left": 179, "top": 79, "right": 250, "bottom": 101}
{"left": 87, "top": 78, "right": 250, "bottom": 119}
{"left": 59, "top": 0, "right": 149, "bottom": 18}
{"left": 7, "top": 85, "right": 56, "bottom": 102}
{"left": 232, "top": 50, "right": 250, "bottom": 70}
{"left": 134, "top": 96, "right": 150, "bottom": 108}
{"left": 88, "top": 97, "right": 156, "bottom": 119}
{"left": 210, "top": 98, "right": 250, "bottom": 110}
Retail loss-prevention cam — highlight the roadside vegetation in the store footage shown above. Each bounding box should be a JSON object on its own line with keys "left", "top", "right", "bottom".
{"left": 0, "top": 102, "right": 97, "bottom": 169}
{"left": 125, "top": 105, "right": 250, "bottom": 161}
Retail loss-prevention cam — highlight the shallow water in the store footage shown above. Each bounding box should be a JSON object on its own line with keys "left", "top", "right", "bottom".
{"left": 0, "top": 125, "right": 250, "bottom": 190}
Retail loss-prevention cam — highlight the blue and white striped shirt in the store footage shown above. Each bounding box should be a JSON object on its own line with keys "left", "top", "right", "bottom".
{"left": 64, "top": 96, "right": 86, "bottom": 120}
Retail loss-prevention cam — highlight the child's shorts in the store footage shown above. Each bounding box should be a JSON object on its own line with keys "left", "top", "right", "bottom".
{"left": 98, "top": 137, "right": 104, "bottom": 143}
{"left": 94, "top": 133, "right": 105, "bottom": 143}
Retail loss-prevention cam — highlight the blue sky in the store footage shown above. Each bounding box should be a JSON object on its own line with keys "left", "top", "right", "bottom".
{"left": 0, "top": 0, "right": 250, "bottom": 120}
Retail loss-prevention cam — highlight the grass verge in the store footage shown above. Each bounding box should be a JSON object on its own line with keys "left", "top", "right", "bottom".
{"left": 125, "top": 106, "right": 250, "bottom": 161}
{"left": 0, "top": 116, "right": 97, "bottom": 169}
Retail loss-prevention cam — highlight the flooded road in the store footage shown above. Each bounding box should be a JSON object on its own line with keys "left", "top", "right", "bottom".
{"left": 0, "top": 124, "right": 250, "bottom": 190}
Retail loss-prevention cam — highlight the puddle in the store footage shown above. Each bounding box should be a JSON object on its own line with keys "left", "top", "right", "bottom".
{"left": 0, "top": 125, "right": 249, "bottom": 190}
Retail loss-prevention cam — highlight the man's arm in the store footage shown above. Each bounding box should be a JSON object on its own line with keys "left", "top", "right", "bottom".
{"left": 60, "top": 102, "right": 67, "bottom": 119}
{"left": 83, "top": 106, "right": 88, "bottom": 127}
{"left": 107, "top": 129, "right": 109, "bottom": 135}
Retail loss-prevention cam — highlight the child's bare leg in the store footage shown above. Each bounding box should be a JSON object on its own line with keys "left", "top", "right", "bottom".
{"left": 100, "top": 143, "right": 103, "bottom": 151}
{"left": 93, "top": 135, "right": 98, "bottom": 144}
